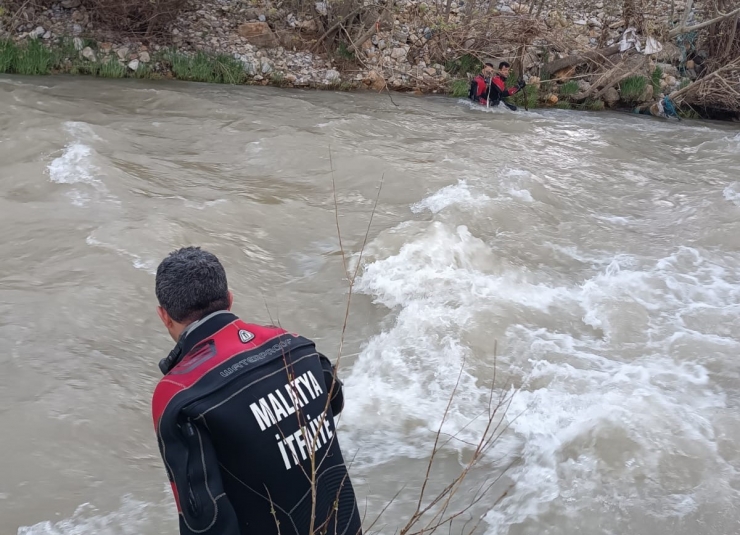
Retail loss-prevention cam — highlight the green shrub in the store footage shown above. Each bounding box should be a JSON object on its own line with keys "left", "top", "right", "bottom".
{"left": 0, "top": 39, "right": 17, "bottom": 73}
{"left": 52, "top": 38, "right": 78, "bottom": 68}
{"left": 619, "top": 75, "right": 647, "bottom": 101}
{"left": 99, "top": 58, "right": 127, "bottom": 78}
{"left": 132, "top": 63, "right": 153, "bottom": 78}
{"left": 559, "top": 80, "right": 579, "bottom": 96}
{"left": 583, "top": 98, "right": 605, "bottom": 111}
{"left": 337, "top": 43, "right": 355, "bottom": 60}
{"left": 448, "top": 78, "right": 470, "bottom": 98}
{"left": 445, "top": 54, "right": 482, "bottom": 76}
{"left": 511, "top": 84, "right": 539, "bottom": 109}
{"left": 213, "top": 53, "right": 248, "bottom": 84}
{"left": 167, "top": 50, "right": 246, "bottom": 84}
{"left": 14, "top": 39, "right": 53, "bottom": 75}
{"left": 651, "top": 66, "right": 662, "bottom": 94}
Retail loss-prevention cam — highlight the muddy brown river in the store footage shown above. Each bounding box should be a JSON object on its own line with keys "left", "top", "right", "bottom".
{"left": 2, "top": 74, "right": 740, "bottom": 535}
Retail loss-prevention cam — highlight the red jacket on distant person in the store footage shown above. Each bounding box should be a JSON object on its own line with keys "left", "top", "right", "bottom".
{"left": 492, "top": 74, "right": 519, "bottom": 100}
{"left": 469, "top": 74, "right": 520, "bottom": 106}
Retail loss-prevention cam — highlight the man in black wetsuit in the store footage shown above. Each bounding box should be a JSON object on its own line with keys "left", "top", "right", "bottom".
{"left": 151, "top": 246, "right": 362, "bottom": 535}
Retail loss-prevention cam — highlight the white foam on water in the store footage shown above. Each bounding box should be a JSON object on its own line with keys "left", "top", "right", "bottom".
{"left": 86, "top": 235, "right": 158, "bottom": 274}
{"left": 496, "top": 168, "right": 539, "bottom": 203}
{"left": 723, "top": 182, "right": 740, "bottom": 206}
{"left": 182, "top": 198, "right": 228, "bottom": 210}
{"left": 315, "top": 119, "right": 351, "bottom": 128}
{"left": 17, "top": 495, "right": 153, "bottom": 535}
{"left": 595, "top": 214, "right": 634, "bottom": 225}
{"left": 544, "top": 242, "right": 618, "bottom": 267}
{"left": 48, "top": 143, "right": 98, "bottom": 186}
{"left": 507, "top": 187, "right": 534, "bottom": 202}
{"left": 342, "top": 185, "right": 739, "bottom": 532}
{"left": 64, "top": 121, "right": 102, "bottom": 141}
{"left": 410, "top": 180, "right": 491, "bottom": 214}
{"left": 47, "top": 122, "right": 116, "bottom": 207}
{"left": 340, "top": 221, "right": 575, "bottom": 466}
{"left": 458, "top": 98, "right": 514, "bottom": 114}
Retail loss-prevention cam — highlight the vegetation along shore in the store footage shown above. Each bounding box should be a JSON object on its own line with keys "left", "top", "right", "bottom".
{"left": 1, "top": 0, "right": 739, "bottom": 120}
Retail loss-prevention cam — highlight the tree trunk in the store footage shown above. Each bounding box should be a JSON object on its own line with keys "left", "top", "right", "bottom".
{"left": 543, "top": 43, "right": 622, "bottom": 76}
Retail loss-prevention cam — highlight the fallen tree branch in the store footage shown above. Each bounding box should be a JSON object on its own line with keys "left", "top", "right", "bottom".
{"left": 348, "top": 15, "right": 382, "bottom": 54}
{"left": 669, "top": 57, "right": 740, "bottom": 102}
{"left": 572, "top": 55, "right": 646, "bottom": 101}
{"left": 311, "top": 6, "right": 367, "bottom": 51}
{"left": 543, "top": 43, "right": 622, "bottom": 75}
{"left": 669, "top": 5, "right": 740, "bottom": 36}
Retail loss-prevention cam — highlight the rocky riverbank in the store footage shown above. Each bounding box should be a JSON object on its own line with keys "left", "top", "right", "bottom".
{"left": 1, "top": 0, "right": 738, "bottom": 119}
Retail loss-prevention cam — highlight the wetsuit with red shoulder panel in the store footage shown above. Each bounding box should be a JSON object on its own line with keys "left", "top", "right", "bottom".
{"left": 470, "top": 73, "right": 492, "bottom": 105}
{"left": 469, "top": 62, "right": 525, "bottom": 107}
{"left": 490, "top": 74, "right": 520, "bottom": 103}
{"left": 152, "top": 310, "right": 362, "bottom": 535}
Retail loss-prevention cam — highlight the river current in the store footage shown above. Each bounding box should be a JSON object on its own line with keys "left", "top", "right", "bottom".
{"left": 2, "top": 74, "right": 740, "bottom": 535}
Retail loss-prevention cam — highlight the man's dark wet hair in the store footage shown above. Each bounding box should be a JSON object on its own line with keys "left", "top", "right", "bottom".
{"left": 499, "top": 61, "right": 511, "bottom": 69}
{"left": 155, "top": 246, "right": 230, "bottom": 323}
{"left": 484, "top": 62, "right": 494, "bottom": 68}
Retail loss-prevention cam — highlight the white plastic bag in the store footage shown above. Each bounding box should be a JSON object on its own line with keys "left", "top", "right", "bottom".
{"left": 619, "top": 27, "right": 642, "bottom": 53}
{"left": 644, "top": 36, "right": 663, "bottom": 55}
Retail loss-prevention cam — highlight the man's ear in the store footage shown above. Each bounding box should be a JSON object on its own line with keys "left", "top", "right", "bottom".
{"left": 157, "top": 306, "right": 174, "bottom": 329}
{"left": 227, "top": 291, "right": 234, "bottom": 310}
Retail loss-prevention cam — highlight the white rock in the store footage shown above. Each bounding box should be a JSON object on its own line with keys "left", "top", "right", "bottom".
{"left": 588, "top": 18, "right": 601, "bottom": 27}
{"left": 116, "top": 47, "right": 129, "bottom": 60}
{"left": 325, "top": 69, "right": 340, "bottom": 81}
{"left": 72, "top": 24, "right": 82, "bottom": 35}
{"left": 258, "top": 14, "right": 266, "bottom": 22}
{"left": 391, "top": 47, "right": 407, "bottom": 60}
{"left": 657, "top": 63, "right": 679, "bottom": 78}
{"left": 81, "top": 47, "right": 96, "bottom": 62}
{"left": 574, "top": 19, "right": 587, "bottom": 25}
{"left": 172, "top": 28, "right": 180, "bottom": 35}
{"left": 32, "top": 26, "right": 45, "bottom": 38}
{"left": 128, "top": 59, "right": 140, "bottom": 71}
{"left": 604, "top": 86, "right": 620, "bottom": 106}
{"left": 73, "top": 37, "right": 84, "bottom": 50}
{"left": 139, "top": 51, "right": 151, "bottom": 63}
{"left": 43, "top": 31, "right": 52, "bottom": 39}
{"left": 261, "top": 59, "right": 273, "bottom": 74}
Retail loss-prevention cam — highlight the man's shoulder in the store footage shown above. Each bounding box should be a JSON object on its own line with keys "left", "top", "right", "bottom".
{"left": 234, "top": 321, "right": 304, "bottom": 342}
{"left": 151, "top": 376, "right": 187, "bottom": 427}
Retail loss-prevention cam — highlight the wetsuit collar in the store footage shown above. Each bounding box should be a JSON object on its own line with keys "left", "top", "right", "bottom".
{"left": 159, "top": 310, "right": 238, "bottom": 375}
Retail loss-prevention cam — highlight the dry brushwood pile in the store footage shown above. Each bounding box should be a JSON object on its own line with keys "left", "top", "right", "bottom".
{"left": 668, "top": 0, "right": 740, "bottom": 112}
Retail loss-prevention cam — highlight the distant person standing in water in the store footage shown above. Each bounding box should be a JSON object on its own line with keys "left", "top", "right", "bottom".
{"left": 469, "top": 61, "right": 525, "bottom": 107}
{"left": 151, "top": 246, "right": 362, "bottom": 535}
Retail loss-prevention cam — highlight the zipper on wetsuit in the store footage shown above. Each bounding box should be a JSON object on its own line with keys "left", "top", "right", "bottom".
{"left": 183, "top": 421, "right": 201, "bottom": 517}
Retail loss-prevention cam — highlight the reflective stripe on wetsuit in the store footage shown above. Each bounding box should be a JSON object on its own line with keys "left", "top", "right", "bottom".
{"left": 152, "top": 312, "right": 362, "bottom": 535}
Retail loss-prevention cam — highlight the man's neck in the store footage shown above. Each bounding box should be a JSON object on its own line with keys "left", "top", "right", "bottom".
{"left": 159, "top": 310, "right": 238, "bottom": 375}
{"left": 180, "top": 310, "right": 233, "bottom": 341}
